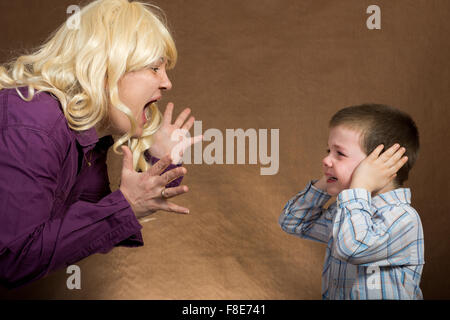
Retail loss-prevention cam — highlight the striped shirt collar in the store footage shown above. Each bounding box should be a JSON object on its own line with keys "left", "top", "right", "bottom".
{"left": 371, "top": 188, "right": 411, "bottom": 209}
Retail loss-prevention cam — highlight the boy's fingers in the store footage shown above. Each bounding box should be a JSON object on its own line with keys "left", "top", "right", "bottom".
{"left": 379, "top": 143, "right": 400, "bottom": 161}
{"left": 393, "top": 156, "right": 408, "bottom": 172}
{"left": 370, "top": 144, "right": 385, "bottom": 159}
{"left": 386, "top": 147, "right": 406, "bottom": 167}
{"left": 146, "top": 155, "right": 172, "bottom": 176}
{"left": 388, "top": 156, "right": 408, "bottom": 175}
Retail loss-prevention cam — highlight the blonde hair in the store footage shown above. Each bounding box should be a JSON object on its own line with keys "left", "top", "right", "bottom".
{"left": 0, "top": 0, "right": 177, "bottom": 172}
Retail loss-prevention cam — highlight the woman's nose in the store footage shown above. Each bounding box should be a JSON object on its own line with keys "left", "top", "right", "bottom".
{"left": 160, "top": 69, "right": 172, "bottom": 91}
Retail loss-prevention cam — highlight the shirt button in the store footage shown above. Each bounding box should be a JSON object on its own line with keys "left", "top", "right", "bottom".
{"left": 333, "top": 279, "right": 337, "bottom": 286}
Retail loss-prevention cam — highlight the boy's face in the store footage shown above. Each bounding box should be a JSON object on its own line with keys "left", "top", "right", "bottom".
{"left": 322, "top": 125, "right": 367, "bottom": 196}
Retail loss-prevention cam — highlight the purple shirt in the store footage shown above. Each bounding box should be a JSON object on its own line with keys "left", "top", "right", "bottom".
{"left": 0, "top": 87, "right": 181, "bottom": 289}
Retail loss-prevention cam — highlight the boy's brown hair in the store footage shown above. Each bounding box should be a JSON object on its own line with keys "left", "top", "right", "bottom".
{"left": 330, "top": 104, "right": 420, "bottom": 186}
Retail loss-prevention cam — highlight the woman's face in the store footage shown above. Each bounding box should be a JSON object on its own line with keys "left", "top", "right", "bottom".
{"left": 108, "top": 59, "right": 172, "bottom": 137}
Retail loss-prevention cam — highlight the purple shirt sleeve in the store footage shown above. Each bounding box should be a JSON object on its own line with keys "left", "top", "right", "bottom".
{"left": 0, "top": 128, "right": 143, "bottom": 289}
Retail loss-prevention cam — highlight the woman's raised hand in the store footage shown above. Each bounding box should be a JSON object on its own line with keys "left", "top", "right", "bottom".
{"left": 119, "top": 145, "right": 190, "bottom": 219}
{"left": 149, "top": 102, "right": 203, "bottom": 164}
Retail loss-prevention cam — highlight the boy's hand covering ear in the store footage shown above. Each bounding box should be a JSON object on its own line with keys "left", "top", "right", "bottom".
{"left": 349, "top": 143, "right": 408, "bottom": 193}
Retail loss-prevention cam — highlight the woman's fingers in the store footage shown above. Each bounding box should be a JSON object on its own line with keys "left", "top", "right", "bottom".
{"left": 162, "top": 185, "right": 189, "bottom": 199}
{"left": 178, "top": 134, "right": 203, "bottom": 153}
{"left": 181, "top": 116, "right": 195, "bottom": 131}
{"left": 190, "top": 134, "right": 204, "bottom": 146}
{"left": 163, "top": 102, "right": 174, "bottom": 125}
{"left": 174, "top": 108, "right": 191, "bottom": 127}
{"left": 161, "top": 166, "right": 187, "bottom": 185}
{"left": 121, "top": 145, "right": 134, "bottom": 172}
{"left": 161, "top": 201, "right": 190, "bottom": 214}
{"left": 146, "top": 154, "right": 172, "bottom": 176}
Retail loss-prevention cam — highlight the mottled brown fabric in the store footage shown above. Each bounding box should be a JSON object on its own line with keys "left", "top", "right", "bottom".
{"left": 1, "top": 0, "right": 449, "bottom": 299}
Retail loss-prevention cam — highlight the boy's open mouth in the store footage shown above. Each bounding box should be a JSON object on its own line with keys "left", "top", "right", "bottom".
{"left": 327, "top": 176, "right": 338, "bottom": 183}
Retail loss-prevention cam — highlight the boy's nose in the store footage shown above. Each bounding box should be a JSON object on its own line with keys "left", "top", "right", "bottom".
{"left": 322, "top": 155, "right": 332, "bottom": 168}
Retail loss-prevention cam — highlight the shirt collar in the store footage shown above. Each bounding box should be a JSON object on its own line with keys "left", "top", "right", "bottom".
{"left": 73, "top": 126, "right": 99, "bottom": 147}
{"left": 371, "top": 188, "right": 411, "bottom": 209}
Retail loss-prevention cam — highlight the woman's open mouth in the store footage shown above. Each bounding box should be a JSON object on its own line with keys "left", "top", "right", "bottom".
{"left": 142, "top": 100, "right": 158, "bottom": 123}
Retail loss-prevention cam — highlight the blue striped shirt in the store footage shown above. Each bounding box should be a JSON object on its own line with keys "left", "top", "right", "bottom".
{"left": 279, "top": 181, "right": 425, "bottom": 300}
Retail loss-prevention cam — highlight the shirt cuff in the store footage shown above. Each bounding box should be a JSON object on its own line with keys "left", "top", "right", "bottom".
{"left": 309, "top": 179, "right": 331, "bottom": 197}
{"left": 337, "top": 188, "right": 371, "bottom": 208}
{"left": 97, "top": 189, "right": 144, "bottom": 249}
{"left": 66, "top": 189, "right": 144, "bottom": 264}
{"left": 293, "top": 180, "right": 332, "bottom": 206}
{"left": 115, "top": 231, "right": 144, "bottom": 247}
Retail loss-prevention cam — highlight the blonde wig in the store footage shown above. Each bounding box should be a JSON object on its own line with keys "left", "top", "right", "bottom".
{"left": 0, "top": 0, "right": 177, "bottom": 172}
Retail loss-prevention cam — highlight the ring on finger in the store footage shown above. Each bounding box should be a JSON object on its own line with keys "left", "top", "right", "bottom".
{"left": 161, "top": 188, "right": 169, "bottom": 198}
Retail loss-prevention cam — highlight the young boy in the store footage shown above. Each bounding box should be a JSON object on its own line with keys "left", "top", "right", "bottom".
{"left": 279, "top": 104, "right": 424, "bottom": 300}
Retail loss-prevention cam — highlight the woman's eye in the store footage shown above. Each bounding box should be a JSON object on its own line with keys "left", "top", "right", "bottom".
{"left": 150, "top": 67, "right": 159, "bottom": 72}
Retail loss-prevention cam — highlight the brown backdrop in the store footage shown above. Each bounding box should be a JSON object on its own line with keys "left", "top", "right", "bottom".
{"left": 0, "top": 0, "right": 449, "bottom": 299}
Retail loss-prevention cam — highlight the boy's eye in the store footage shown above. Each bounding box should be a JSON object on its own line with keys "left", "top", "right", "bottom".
{"left": 326, "top": 149, "right": 330, "bottom": 154}
{"left": 338, "top": 151, "right": 346, "bottom": 157}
